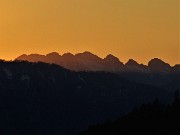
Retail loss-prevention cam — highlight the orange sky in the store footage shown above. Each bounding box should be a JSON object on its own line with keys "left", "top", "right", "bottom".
{"left": 0, "top": 0, "right": 179, "bottom": 65}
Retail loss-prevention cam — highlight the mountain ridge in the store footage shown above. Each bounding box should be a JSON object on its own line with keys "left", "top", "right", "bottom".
{"left": 0, "top": 60, "right": 174, "bottom": 135}
{"left": 16, "top": 52, "right": 179, "bottom": 72}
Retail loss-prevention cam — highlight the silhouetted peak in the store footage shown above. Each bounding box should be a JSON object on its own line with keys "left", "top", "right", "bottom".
{"left": 105, "top": 54, "right": 117, "bottom": 59}
{"left": 19, "top": 54, "right": 28, "bottom": 57}
{"left": 103, "top": 55, "right": 124, "bottom": 71}
{"left": 61, "top": 53, "right": 75, "bottom": 62}
{"left": 75, "top": 51, "right": 101, "bottom": 61}
{"left": 148, "top": 58, "right": 170, "bottom": 67}
{"left": 62, "top": 53, "right": 74, "bottom": 57}
{"left": 15, "top": 54, "right": 46, "bottom": 62}
{"left": 27, "top": 54, "right": 45, "bottom": 58}
{"left": 81, "top": 51, "right": 94, "bottom": 55}
{"left": 126, "top": 59, "right": 139, "bottom": 67}
{"left": 76, "top": 51, "right": 98, "bottom": 57}
{"left": 16, "top": 54, "right": 28, "bottom": 60}
{"left": 124, "top": 59, "right": 149, "bottom": 73}
{"left": 46, "top": 52, "right": 60, "bottom": 57}
{"left": 104, "top": 54, "right": 121, "bottom": 63}
{"left": 29, "top": 54, "right": 44, "bottom": 56}
{"left": 45, "top": 52, "right": 61, "bottom": 63}
{"left": 148, "top": 58, "right": 171, "bottom": 72}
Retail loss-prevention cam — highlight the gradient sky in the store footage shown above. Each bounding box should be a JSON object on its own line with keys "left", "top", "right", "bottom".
{"left": 0, "top": 0, "right": 179, "bottom": 65}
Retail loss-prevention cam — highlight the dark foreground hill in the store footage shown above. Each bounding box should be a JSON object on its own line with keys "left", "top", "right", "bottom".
{"left": 0, "top": 60, "right": 175, "bottom": 135}
{"left": 79, "top": 93, "right": 180, "bottom": 135}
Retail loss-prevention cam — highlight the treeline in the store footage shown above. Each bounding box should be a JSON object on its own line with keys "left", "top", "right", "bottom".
{"left": 79, "top": 91, "right": 180, "bottom": 135}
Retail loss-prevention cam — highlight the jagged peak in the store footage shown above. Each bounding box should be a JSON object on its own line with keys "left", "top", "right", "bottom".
{"left": 62, "top": 53, "right": 74, "bottom": 57}
{"left": 16, "top": 54, "right": 28, "bottom": 58}
{"left": 105, "top": 54, "right": 117, "bottom": 59}
{"left": 81, "top": 51, "right": 94, "bottom": 55}
{"left": 46, "top": 52, "right": 60, "bottom": 57}
{"left": 148, "top": 58, "right": 171, "bottom": 73}
{"left": 103, "top": 54, "right": 124, "bottom": 68}
{"left": 19, "top": 54, "right": 28, "bottom": 57}
{"left": 149, "top": 58, "right": 163, "bottom": 63}
{"left": 148, "top": 58, "right": 171, "bottom": 67}
{"left": 125, "top": 59, "right": 139, "bottom": 66}
{"left": 75, "top": 51, "right": 102, "bottom": 61}
{"left": 76, "top": 51, "right": 98, "bottom": 57}
{"left": 28, "top": 54, "right": 45, "bottom": 57}
{"left": 104, "top": 54, "right": 120, "bottom": 62}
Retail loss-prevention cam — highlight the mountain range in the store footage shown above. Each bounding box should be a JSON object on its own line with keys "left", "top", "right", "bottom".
{"left": 16, "top": 52, "right": 180, "bottom": 89}
{"left": 16, "top": 51, "right": 179, "bottom": 73}
{"left": 0, "top": 60, "right": 174, "bottom": 135}
{"left": 0, "top": 52, "right": 179, "bottom": 135}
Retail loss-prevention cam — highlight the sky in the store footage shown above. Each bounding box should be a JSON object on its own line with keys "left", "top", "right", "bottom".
{"left": 0, "top": 0, "right": 179, "bottom": 65}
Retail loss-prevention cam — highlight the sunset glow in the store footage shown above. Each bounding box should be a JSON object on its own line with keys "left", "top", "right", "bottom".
{"left": 0, "top": 0, "right": 179, "bottom": 65}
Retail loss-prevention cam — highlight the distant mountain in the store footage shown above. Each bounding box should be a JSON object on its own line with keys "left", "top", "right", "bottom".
{"left": 16, "top": 52, "right": 178, "bottom": 73}
{"left": 103, "top": 54, "right": 124, "bottom": 72}
{"left": 46, "top": 52, "right": 61, "bottom": 63}
{"left": 16, "top": 52, "right": 124, "bottom": 72}
{"left": 16, "top": 52, "right": 180, "bottom": 90}
{"left": 148, "top": 58, "right": 171, "bottom": 74}
{"left": 0, "top": 60, "right": 173, "bottom": 135}
{"left": 125, "top": 59, "right": 148, "bottom": 73}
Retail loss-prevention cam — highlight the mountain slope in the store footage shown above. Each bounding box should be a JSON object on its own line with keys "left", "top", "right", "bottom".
{"left": 79, "top": 95, "right": 180, "bottom": 135}
{"left": 0, "top": 60, "right": 173, "bottom": 135}
{"left": 16, "top": 52, "right": 180, "bottom": 90}
{"left": 16, "top": 52, "right": 125, "bottom": 71}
